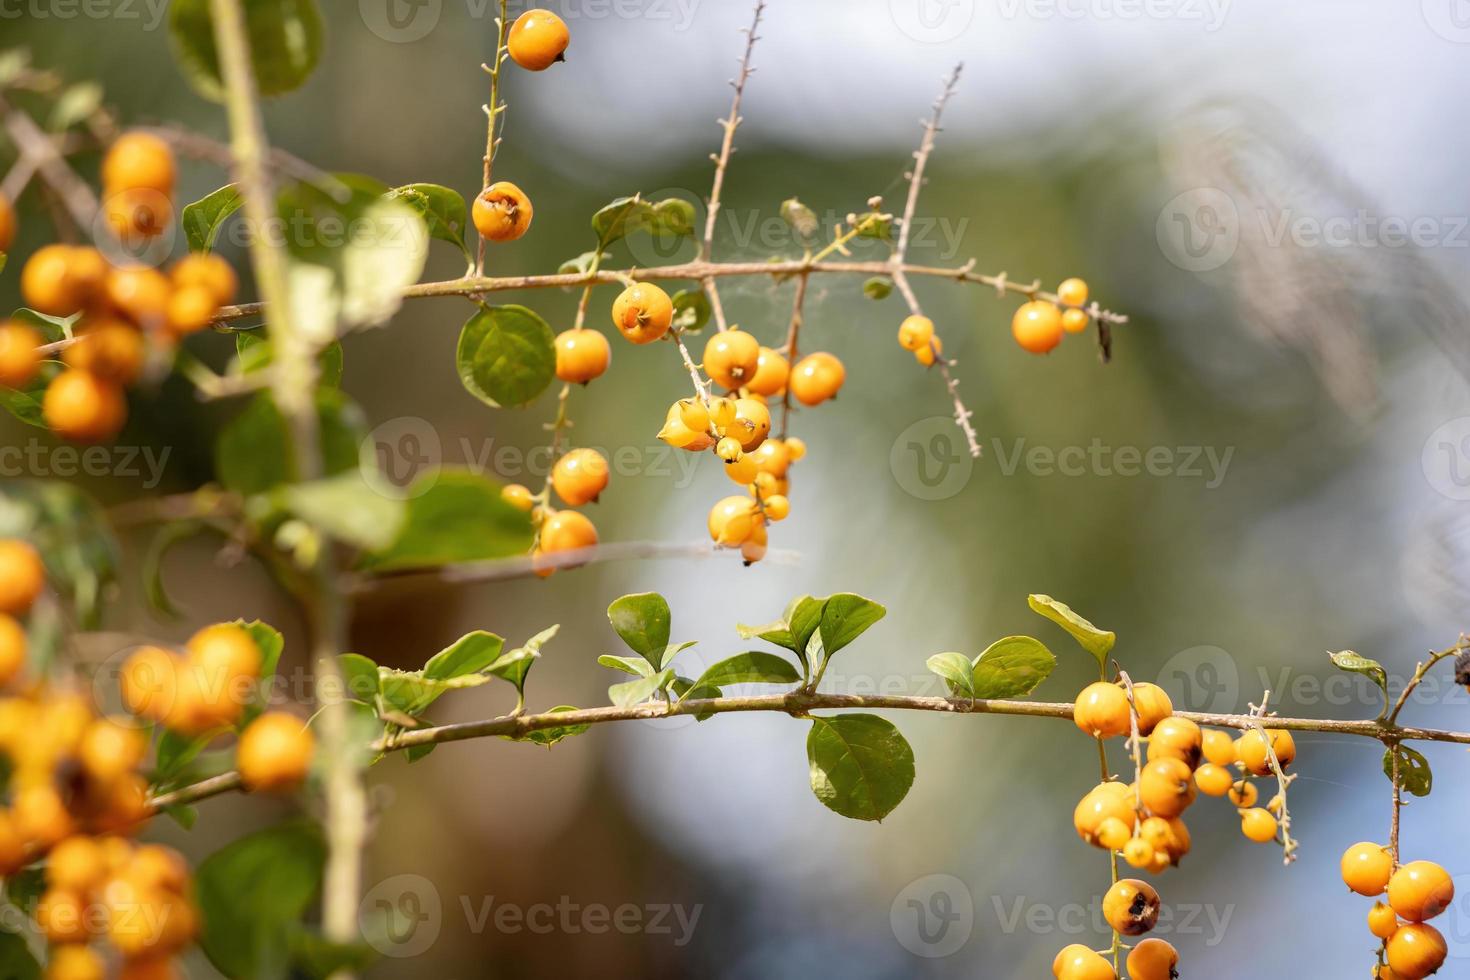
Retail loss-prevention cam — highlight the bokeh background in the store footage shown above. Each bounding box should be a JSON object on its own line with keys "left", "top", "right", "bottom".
{"left": 6, "top": 0, "right": 1470, "bottom": 976}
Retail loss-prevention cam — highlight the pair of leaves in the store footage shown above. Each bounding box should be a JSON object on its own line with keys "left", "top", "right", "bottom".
{"left": 591, "top": 195, "right": 697, "bottom": 250}
{"left": 926, "top": 635, "right": 1056, "bottom": 700}
{"left": 738, "top": 593, "right": 887, "bottom": 671}
{"left": 602, "top": 593, "right": 694, "bottom": 707}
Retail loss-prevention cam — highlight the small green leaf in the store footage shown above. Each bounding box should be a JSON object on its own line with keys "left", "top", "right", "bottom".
{"left": 1329, "top": 650, "right": 1389, "bottom": 705}
{"left": 182, "top": 184, "right": 244, "bottom": 253}
{"left": 424, "top": 631, "right": 505, "bottom": 680}
{"left": 862, "top": 277, "right": 892, "bottom": 300}
{"left": 592, "top": 196, "right": 652, "bottom": 248}
{"left": 0, "top": 929, "right": 39, "bottom": 980}
{"left": 650, "top": 198, "right": 696, "bottom": 237}
{"left": 786, "top": 595, "right": 826, "bottom": 664}
{"left": 735, "top": 618, "right": 796, "bottom": 652}
{"left": 387, "top": 183, "right": 470, "bottom": 261}
{"left": 155, "top": 728, "right": 214, "bottom": 784}
{"left": 608, "top": 668, "right": 674, "bottom": 709}
{"left": 503, "top": 706, "right": 589, "bottom": 747}
{"left": 197, "top": 823, "right": 326, "bottom": 980}
{"left": 276, "top": 472, "right": 406, "bottom": 551}
{"left": 926, "top": 652, "right": 975, "bottom": 698}
{"left": 456, "top": 304, "right": 556, "bottom": 408}
{"left": 558, "top": 250, "right": 600, "bottom": 276}
{"left": 216, "top": 390, "right": 367, "bottom": 496}
{"left": 338, "top": 653, "right": 379, "bottom": 702}
{"left": 598, "top": 654, "right": 654, "bottom": 677}
{"left": 290, "top": 928, "right": 379, "bottom": 979}
{"left": 488, "top": 625, "right": 557, "bottom": 695}
{"left": 607, "top": 593, "right": 672, "bottom": 666}
{"left": 378, "top": 668, "right": 493, "bottom": 717}
{"left": 970, "top": 636, "right": 1056, "bottom": 700}
{"left": 1027, "top": 594, "right": 1116, "bottom": 668}
{"left": 671, "top": 288, "right": 711, "bottom": 332}
{"left": 818, "top": 594, "right": 887, "bottom": 657}
{"left": 1385, "top": 745, "right": 1433, "bottom": 798}
{"left": 169, "top": 0, "right": 324, "bottom": 101}
{"left": 358, "top": 469, "right": 534, "bottom": 571}
{"left": 807, "top": 714, "right": 915, "bottom": 822}
{"left": 686, "top": 652, "right": 800, "bottom": 693}
{"left": 48, "top": 82, "right": 103, "bottom": 132}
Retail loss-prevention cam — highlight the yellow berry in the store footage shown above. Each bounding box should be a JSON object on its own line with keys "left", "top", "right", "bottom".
{"left": 1073, "top": 681, "right": 1130, "bottom": 738}
{"left": 1388, "top": 861, "right": 1455, "bottom": 922}
{"left": 1341, "top": 843, "right": 1394, "bottom": 897}
{"left": 1238, "top": 807, "right": 1277, "bottom": 843}
{"left": 1102, "top": 878, "right": 1159, "bottom": 936}
{"left": 0, "top": 322, "right": 42, "bottom": 389}
{"left": 554, "top": 328, "right": 611, "bottom": 384}
{"left": 551, "top": 448, "right": 609, "bottom": 507}
{"left": 897, "top": 315, "right": 934, "bottom": 351}
{"left": 507, "top": 9, "right": 569, "bottom": 71}
{"left": 708, "top": 496, "right": 760, "bottom": 547}
{"left": 1062, "top": 308, "right": 1090, "bottom": 334}
{"left": 238, "top": 711, "right": 316, "bottom": 791}
{"left": 611, "top": 283, "right": 673, "bottom": 345}
{"left": 1052, "top": 943, "right": 1116, "bottom": 980}
{"left": 1126, "top": 938, "right": 1178, "bottom": 980}
{"left": 171, "top": 252, "right": 238, "bottom": 306}
{"left": 703, "top": 329, "right": 761, "bottom": 390}
{"left": 1370, "top": 901, "right": 1401, "bottom": 941}
{"left": 1012, "top": 300, "right": 1064, "bottom": 354}
{"left": 1386, "top": 923, "right": 1448, "bottom": 980}
{"left": 914, "top": 334, "right": 943, "bottom": 367}
{"left": 1057, "top": 277, "right": 1089, "bottom": 307}
{"left": 472, "top": 181, "right": 533, "bottom": 242}
{"left": 43, "top": 369, "right": 127, "bottom": 443}
{"left": 102, "top": 131, "right": 176, "bottom": 195}
{"left": 746, "top": 347, "right": 790, "bottom": 396}
{"left": 501, "top": 484, "right": 534, "bottom": 511}
{"left": 788, "top": 352, "right": 844, "bottom": 406}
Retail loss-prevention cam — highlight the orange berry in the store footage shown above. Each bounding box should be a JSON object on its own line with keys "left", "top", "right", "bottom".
{"left": 501, "top": 483, "right": 534, "bottom": 511}
{"left": 507, "top": 9, "right": 570, "bottom": 71}
{"left": 657, "top": 402, "right": 714, "bottom": 451}
{"left": 730, "top": 397, "right": 771, "bottom": 452}
{"left": 554, "top": 328, "right": 611, "bottom": 384}
{"left": 897, "top": 315, "right": 934, "bottom": 352}
{"left": 238, "top": 711, "right": 316, "bottom": 791}
{"left": 1073, "top": 681, "right": 1130, "bottom": 738}
{"left": 1122, "top": 836, "right": 1155, "bottom": 869}
{"left": 123, "top": 844, "right": 189, "bottom": 894}
{"left": 14, "top": 784, "right": 74, "bottom": 847}
{"left": 703, "top": 329, "right": 761, "bottom": 390}
{"left": 1073, "top": 781, "right": 1136, "bottom": 845}
{"left": 1238, "top": 807, "right": 1277, "bottom": 843}
{"left": 1341, "top": 842, "right": 1395, "bottom": 897}
{"left": 102, "top": 131, "right": 176, "bottom": 194}
{"left": 119, "top": 646, "right": 181, "bottom": 721}
{"left": 105, "top": 265, "right": 172, "bottom": 329}
{"left": 103, "top": 187, "right": 172, "bottom": 241}
{"left": 746, "top": 347, "right": 790, "bottom": 396}
{"left": 1052, "top": 943, "right": 1116, "bottom": 980}
{"left": 611, "top": 283, "right": 673, "bottom": 345}
{"left": 789, "top": 352, "right": 845, "bottom": 406}
{"left": 539, "top": 510, "right": 597, "bottom": 555}
{"left": 708, "top": 495, "right": 760, "bottom": 547}
{"left": 1388, "top": 861, "right": 1455, "bottom": 922}
{"left": 914, "top": 334, "right": 943, "bottom": 367}
{"left": 1237, "top": 728, "right": 1295, "bottom": 775}
{"left": 0, "top": 322, "right": 42, "bottom": 389}
{"left": 171, "top": 252, "right": 237, "bottom": 306}
{"left": 1146, "top": 716, "right": 1202, "bottom": 768}
{"left": 47, "top": 835, "right": 108, "bottom": 893}
{"left": 1062, "top": 308, "right": 1090, "bottom": 334}
{"left": 0, "top": 191, "right": 14, "bottom": 253}
{"left": 551, "top": 448, "right": 609, "bottom": 506}
{"left": 1386, "top": 922, "right": 1448, "bottom": 979}
{"left": 44, "top": 369, "right": 127, "bottom": 442}
{"left": 763, "top": 494, "right": 790, "bottom": 521}
{"left": 44, "top": 942, "right": 105, "bottom": 980}
{"left": 1201, "top": 728, "right": 1236, "bottom": 766}
{"left": 1057, "top": 277, "right": 1090, "bottom": 307}
{"left": 79, "top": 717, "right": 146, "bottom": 784}
{"left": 752, "top": 439, "right": 791, "bottom": 478}
{"left": 1128, "top": 682, "right": 1173, "bottom": 735}
{"left": 186, "top": 623, "right": 262, "bottom": 688}
{"left": 472, "top": 181, "right": 533, "bottom": 242}
{"left": 1102, "top": 878, "right": 1159, "bottom": 936}
{"left": 165, "top": 283, "right": 219, "bottom": 335}
{"left": 1370, "top": 901, "right": 1401, "bottom": 941}
{"left": 1226, "top": 779, "right": 1258, "bottom": 808}
{"left": 1126, "top": 938, "right": 1179, "bottom": 980}
{"left": 1012, "top": 300, "right": 1064, "bottom": 354}
{"left": 740, "top": 522, "right": 768, "bottom": 565}
{"left": 1139, "top": 757, "right": 1196, "bottom": 817}
{"left": 21, "top": 244, "right": 87, "bottom": 316}
{"left": 0, "top": 613, "right": 23, "bottom": 687}
{"left": 724, "top": 453, "right": 758, "bottom": 485}
{"left": 0, "top": 813, "right": 25, "bottom": 876}
{"left": 1193, "top": 762, "right": 1233, "bottom": 796}
{"left": 63, "top": 320, "right": 144, "bottom": 384}
{"left": 0, "top": 540, "right": 45, "bottom": 617}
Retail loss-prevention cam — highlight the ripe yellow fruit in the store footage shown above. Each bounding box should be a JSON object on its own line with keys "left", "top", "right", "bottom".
{"left": 1073, "top": 681, "right": 1131, "bottom": 738}
{"left": 118, "top": 957, "right": 182, "bottom": 980}
{"left": 708, "top": 495, "right": 761, "bottom": 547}
{"left": 724, "top": 453, "right": 759, "bottom": 485}
{"left": 730, "top": 397, "right": 771, "bottom": 451}
{"left": 103, "top": 187, "right": 172, "bottom": 241}
{"left": 1201, "top": 728, "right": 1237, "bottom": 766}
{"left": 657, "top": 402, "right": 714, "bottom": 451}
{"left": 187, "top": 623, "right": 262, "bottom": 688}
{"left": 164, "top": 662, "right": 243, "bottom": 736}
{"left": 1238, "top": 807, "right": 1277, "bottom": 843}
{"left": 554, "top": 328, "right": 611, "bottom": 384}
{"left": 785, "top": 436, "right": 807, "bottom": 461}
{"left": 740, "top": 522, "right": 768, "bottom": 565}
{"left": 1062, "top": 308, "right": 1090, "bottom": 334}
{"left": 120, "top": 646, "right": 181, "bottom": 721}
{"left": 472, "top": 181, "right": 534, "bottom": 242}
{"left": 14, "top": 784, "right": 74, "bottom": 847}
{"left": 1386, "top": 922, "right": 1448, "bottom": 979}
{"left": 1146, "top": 716, "right": 1202, "bottom": 768}
{"left": 106, "top": 265, "right": 173, "bottom": 329}
{"left": 47, "top": 835, "right": 108, "bottom": 893}
{"left": 552, "top": 448, "right": 609, "bottom": 507}
{"left": 539, "top": 510, "right": 598, "bottom": 555}
{"left": 612, "top": 283, "right": 673, "bottom": 345}
{"left": 1126, "top": 938, "right": 1179, "bottom": 980}
{"left": 763, "top": 494, "right": 790, "bottom": 521}
{"left": 0, "top": 191, "right": 14, "bottom": 253}
{"left": 165, "top": 283, "right": 219, "bottom": 335}
{"left": 238, "top": 711, "right": 316, "bottom": 791}
{"left": 1193, "top": 762, "right": 1233, "bottom": 796}
{"left": 1341, "top": 842, "right": 1395, "bottom": 897}
{"left": 1052, "top": 943, "right": 1116, "bottom": 980}
{"left": 1122, "top": 836, "right": 1154, "bottom": 869}
{"left": 746, "top": 347, "right": 790, "bottom": 396}
{"left": 716, "top": 437, "right": 742, "bottom": 462}
{"left": 43, "top": 369, "right": 127, "bottom": 443}
{"left": 914, "top": 334, "right": 943, "bottom": 367}
{"left": 1011, "top": 300, "right": 1064, "bottom": 354}
{"left": 102, "top": 131, "right": 177, "bottom": 195}
{"left": 0, "top": 322, "right": 42, "bottom": 389}
{"left": 501, "top": 483, "right": 534, "bottom": 511}
{"left": 0, "top": 540, "right": 45, "bottom": 617}
{"left": 704, "top": 329, "right": 761, "bottom": 390}
{"left": 788, "top": 352, "right": 845, "bottom": 406}
{"left": 1073, "top": 781, "right": 1136, "bottom": 846}
{"left": 44, "top": 942, "right": 105, "bottom": 980}
{"left": 125, "top": 844, "right": 190, "bottom": 894}
{"left": 1226, "top": 779, "right": 1258, "bottom": 807}
{"left": 1370, "top": 901, "right": 1402, "bottom": 941}
{"left": 897, "top": 315, "right": 934, "bottom": 352}
{"left": 79, "top": 718, "right": 146, "bottom": 784}
{"left": 1139, "top": 757, "right": 1196, "bottom": 817}
{"left": 1129, "top": 682, "right": 1173, "bottom": 735}
{"left": 751, "top": 439, "right": 791, "bottom": 478}
{"left": 507, "top": 9, "right": 570, "bottom": 71}
{"left": 63, "top": 319, "right": 145, "bottom": 384}
{"left": 1102, "top": 878, "right": 1160, "bottom": 936}
{"left": 1057, "top": 277, "right": 1090, "bottom": 307}
{"left": 1387, "top": 861, "right": 1455, "bottom": 922}
{"left": 1237, "top": 728, "right": 1295, "bottom": 775}
{"left": 171, "top": 252, "right": 238, "bottom": 306}
{"left": 21, "top": 245, "right": 87, "bottom": 316}
{"left": 677, "top": 397, "right": 710, "bottom": 433}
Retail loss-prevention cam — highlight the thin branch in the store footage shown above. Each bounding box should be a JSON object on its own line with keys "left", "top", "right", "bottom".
{"left": 1244, "top": 691, "right": 1299, "bottom": 865}
{"left": 0, "top": 93, "right": 101, "bottom": 232}
{"left": 1386, "top": 635, "right": 1468, "bottom": 727}
{"left": 139, "top": 124, "right": 346, "bottom": 196}
{"left": 778, "top": 272, "right": 809, "bottom": 438}
{"left": 474, "top": 0, "right": 512, "bottom": 277}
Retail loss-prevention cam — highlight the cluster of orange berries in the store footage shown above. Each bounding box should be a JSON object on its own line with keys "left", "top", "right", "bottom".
{"left": 118, "top": 628, "right": 314, "bottom": 791}
{"left": 1052, "top": 880, "right": 1178, "bottom": 979}
{"left": 0, "top": 540, "right": 197, "bottom": 977}
{"left": 0, "top": 132, "right": 237, "bottom": 444}
{"left": 501, "top": 447, "right": 608, "bottom": 577}
{"left": 1010, "top": 278, "right": 1093, "bottom": 355}
{"left": 1341, "top": 843, "right": 1452, "bottom": 979}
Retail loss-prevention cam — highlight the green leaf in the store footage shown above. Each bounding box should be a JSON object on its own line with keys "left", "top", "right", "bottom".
{"left": 862, "top": 277, "right": 892, "bottom": 300}
{"left": 162, "top": 803, "right": 199, "bottom": 829}
{"left": 182, "top": 184, "right": 244, "bottom": 253}
{"left": 735, "top": 618, "right": 796, "bottom": 652}
{"left": 558, "top": 250, "right": 601, "bottom": 276}
{"left": 358, "top": 469, "right": 534, "bottom": 571}
{"left": 338, "top": 653, "right": 379, "bottom": 702}
{"left": 1027, "top": 594, "right": 1116, "bottom": 668}
{"left": 970, "top": 636, "right": 1056, "bottom": 699}
{"left": 786, "top": 595, "right": 826, "bottom": 664}
{"left": 276, "top": 472, "right": 406, "bottom": 551}
{"left": 926, "top": 652, "right": 975, "bottom": 699}
{"left": 388, "top": 183, "right": 470, "bottom": 261}
{"left": 818, "top": 594, "right": 887, "bottom": 658}
{"left": 670, "top": 288, "right": 711, "bottom": 332}
{"left": 0, "top": 929, "right": 39, "bottom": 980}
{"left": 503, "top": 706, "right": 589, "bottom": 747}
{"left": 456, "top": 304, "right": 556, "bottom": 408}
{"left": 197, "top": 823, "right": 326, "bottom": 980}
{"left": 607, "top": 593, "right": 672, "bottom": 665}
{"left": 234, "top": 332, "right": 344, "bottom": 387}
{"left": 235, "top": 619, "right": 285, "bottom": 726}
{"left": 216, "top": 390, "right": 366, "bottom": 496}
{"left": 169, "top": 0, "right": 324, "bottom": 101}
{"left": 48, "top": 82, "right": 103, "bottom": 132}
{"left": 290, "top": 928, "right": 379, "bottom": 979}
{"left": 424, "top": 631, "right": 505, "bottom": 680}
{"left": 287, "top": 198, "right": 428, "bottom": 333}
{"left": 155, "top": 728, "right": 214, "bottom": 784}
{"left": 806, "top": 714, "right": 915, "bottom": 822}
{"left": 650, "top": 198, "right": 696, "bottom": 237}
{"left": 780, "top": 198, "right": 819, "bottom": 240}
{"left": 1385, "top": 745, "right": 1433, "bottom": 798}
{"left": 686, "top": 652, "right": 800, "bottom": 692}
{"left": 378, "top": 668, "right": 493, "bottom": 718}
{"left": 1329, "top": 650, "right": 1389, "bottom": 705}
{"left": 608, "top": 668, "right": 674, "bottom": 709}
{"left": 592, "top": 196, "right": 652, "bottom": 248}
{"left": 487, "top": 625, "right": 556, "bottom": 695}
{"left": 598, "top": 654, "right": 653, "bottom": 677}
